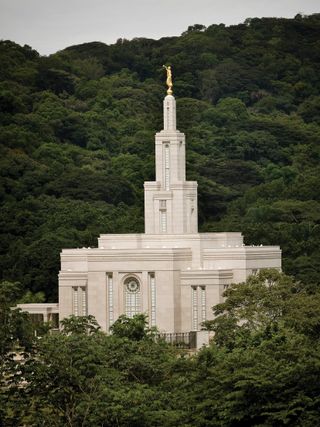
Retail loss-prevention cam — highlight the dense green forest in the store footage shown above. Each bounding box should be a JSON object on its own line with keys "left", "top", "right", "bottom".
{"left": 2, "top": 270, "right": 320, "bottom": 425}
{"left": 1, "top": 14, "right": 320, "bottom": 300}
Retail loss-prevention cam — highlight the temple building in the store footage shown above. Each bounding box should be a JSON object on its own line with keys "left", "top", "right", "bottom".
{"left": 18, "top": 75, "right": 281, "bottom": 344}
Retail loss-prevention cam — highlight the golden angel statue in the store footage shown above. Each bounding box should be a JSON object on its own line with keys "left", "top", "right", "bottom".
{"left": 163, "top": 65, "right": 173, "bottom": 95}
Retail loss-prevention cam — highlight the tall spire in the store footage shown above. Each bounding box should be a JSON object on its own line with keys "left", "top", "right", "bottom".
{"left": 143, "top": 68, "right": 198, "bottom": 234}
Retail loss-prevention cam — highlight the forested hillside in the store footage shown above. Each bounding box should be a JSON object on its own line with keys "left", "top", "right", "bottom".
{"left": 1, "top": 14, "right": 320, "bottom": 300}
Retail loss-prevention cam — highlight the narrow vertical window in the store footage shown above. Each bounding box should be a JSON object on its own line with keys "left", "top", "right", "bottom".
{"left": 166, "top": 103, "right": 170, "bottom": 129}
{"left": 124, "top": 277, "right": 141, "bottom": 318}
{"left": 178, "top": 141, "right": 182, "bottom": 180}
{"left": 149, "top": 273, "right": 156, "bottom": 327}
{"left": 164, "top": 144, "right": 170, "bottom": 190}
{"left": 73, "top": 287, "right": 78, "bottom": 316}
{"left": 107, "top": 274, "right": 113, "bottom": 328}
{"left": 161, "top": 211, "right": 167, "bottom": 232}
{"left": 81, "top": 287, "right": 87, "bottom": 316}
{"left": 160, "top": 200, "right": 167, "bottom": 233}
{"left": 191, "top": 286, "right": 198, "bottom": 331}
{"left": 201, "top": 286, "right": 206, "bottom": 323}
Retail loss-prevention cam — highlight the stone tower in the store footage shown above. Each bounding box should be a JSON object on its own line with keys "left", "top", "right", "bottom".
{"left": 144, "top": 94, "right": 198, "bottom": 234}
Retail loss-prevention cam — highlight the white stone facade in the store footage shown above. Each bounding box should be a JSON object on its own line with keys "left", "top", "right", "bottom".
{"left": 16, "top": 303, "right": 59, "bottom": 328}
{"left": 58, "top": 93, "right": 281, "bottom": 333}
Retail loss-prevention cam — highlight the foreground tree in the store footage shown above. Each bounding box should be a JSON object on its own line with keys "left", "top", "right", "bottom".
{"left": 0, "top": 280, "right": 37, "bottom": 357}
{"left": 204, "top": 269, "right": 320, "bottom": 344}
{"left": 1, "top": 315, "right": 185, "bottom": 426}
{"left": 191, "top": 269, "right": 320, "bottom": 426}
{"left": 2, "top": 272, "right": 320, "bottom": 426}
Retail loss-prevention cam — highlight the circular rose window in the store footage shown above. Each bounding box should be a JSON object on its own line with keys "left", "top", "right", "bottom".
{"left": 125, "top": 277, "right": 140, "bottom": 293}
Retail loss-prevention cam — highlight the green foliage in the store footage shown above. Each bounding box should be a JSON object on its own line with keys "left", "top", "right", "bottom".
{"left": 1, "top": 14, "right": 320, "bottom": 300}
{"left": 60, "top": 314, "right": 101, "bottom": 335}
{"left": 0, "top": 280, "right": 36, "bottom": 356}
{"left": 110, "top": 313, "right": 156, "bottom": 340}
{"left": 193, "top": 270, "right": 320, "bottom": 426}
{"left": 1, "top": 315, "right": 181, "bottom": 426}
{"left": 2, "top": 273, "right": 320, "bottom": 425}
{"left": 204, "top": 269, "right": 320, "bottom": 344}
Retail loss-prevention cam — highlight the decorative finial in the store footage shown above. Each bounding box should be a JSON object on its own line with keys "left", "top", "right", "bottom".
{"left": 163, "top": 65, "right": 173, "bottom": 95}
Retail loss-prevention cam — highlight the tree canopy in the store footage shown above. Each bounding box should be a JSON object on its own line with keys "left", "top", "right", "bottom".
{"left": 2, "top": 270, "right": 320, "bottom": 425}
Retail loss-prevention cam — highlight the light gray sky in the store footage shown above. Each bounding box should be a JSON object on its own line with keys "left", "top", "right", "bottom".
{"left": 0, "top": 0, "right": 319, "bottom": 55}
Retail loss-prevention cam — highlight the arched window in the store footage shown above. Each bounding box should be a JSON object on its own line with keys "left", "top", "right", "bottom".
{"left": 124, "top": 277, "right": 141, "bottom": 318}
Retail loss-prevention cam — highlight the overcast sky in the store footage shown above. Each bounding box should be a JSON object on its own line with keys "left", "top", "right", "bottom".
{"left": 0, "top": 0, "right": 319, "bottom": 55}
